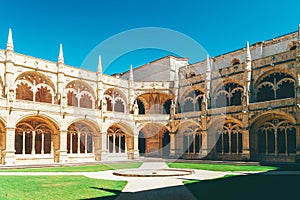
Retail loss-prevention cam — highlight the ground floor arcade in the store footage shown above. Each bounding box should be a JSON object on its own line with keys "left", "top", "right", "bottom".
{"left": 0, "top": 112, "right": 300, "bottom": 165}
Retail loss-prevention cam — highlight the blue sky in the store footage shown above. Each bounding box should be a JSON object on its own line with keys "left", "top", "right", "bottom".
{"left": 0, "top": 0, "right": 300, "bottom": 74}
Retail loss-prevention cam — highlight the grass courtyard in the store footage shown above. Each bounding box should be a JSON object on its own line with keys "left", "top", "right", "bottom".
{"left": 0, "top": 162, "right": 142, "bottom": 172}
{"left": 0, "top": 162, "right": 141, "bottom": 200}
{"left": 0, "top": 162, "right": 299, "bottom": 200}
{"left": 0, "top": 176, "right": 126, "bottom": 200}
{"left": 167, "top": 162, "right": 278, "bottom": 172}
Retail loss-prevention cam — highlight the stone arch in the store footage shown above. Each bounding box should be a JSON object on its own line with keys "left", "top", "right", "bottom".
{"left": 135, "top": 92, "right": 173, "bottom": 114}
{"left": 175, "top": 120, "right": 204, "bottom": 157}
{"left": 212, "top": 78, "right": 243, "bottom": 97}
{"left": 104, "top": 88, "right": 127, "bottom": 113}
{"left": 15, "top": 71, "right": 55, "bottom": 103}
{"left": 254, "top": 70, "right": 295, "bottom": 102}
{"left": 208, "top": 117, "right": 243, "bottom": 155}
{"left": 106, "top": 122, "right": 134, "bottom": 158}
{"left": 287, "top": 40, "right": 297, "bottom": 51}
{"left": 213, "top": 81, "right": 244, "bottom": 108}
{"left": 14, "top": 115, "right": 60, "bottom": 162}
{"left": 66, "top": 120, "right": 100, "bottom": 155}
{"left": 138, "top": 123, "right": 170, "bottom": 157}
{"left": 249, "top": 111, "right": 297, "bottom": 161}
{"left": 231, "top": 58, "right": 241, "bottom": 66}
{"left": 180, "top": 88, "right": 205, "bottom": 113}
{"left": 65, "top": 80, "right": 95, "bottom": 108}
{"left": 253, "top": 68, "right": 296, "bottom": 89}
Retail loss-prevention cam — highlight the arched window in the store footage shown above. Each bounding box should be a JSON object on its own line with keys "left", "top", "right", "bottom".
{"left": 36, "top": 86, "right": 52, "bottom": 103}
{"left": 67, "top": 123, "right": 93, "bottom": 154}
{"left": 67, "top": 91, "right": 78, "bottom": 107}
{"left": 163, "top": 99, "right": 172, "bottom": 114}
{"left": 104, "top": 89, "right": 126, "bottom": 113}
{"left": 15, "top": 118, "right": 55, "bottom": 155}
{"left": 182, "top": 90, "right": 203, "bottom": 113}
{"left": 231, "top": 58, "right": 240, "bottom": 66}
{"left": 16, "top": 82, "right": 33, "bottom": 101}
{"left": 215, "top": 83, "right": 243, "bottom": 108}
{"left": 107, "top": 126, "right": 127, "bottom": 153}
{"left": 135, "top": 93, "right": 172, "bottom": 114}
{"left": 137, "top": 99, "right": 145, "bottom": 114}
{"left": 182, "top": 125, "right": 203, "bottom": 154}
{"left": 15, "top": 72, "right": 55, "bottom": 103}
{"left": 256, "top": 119, "right": 296, "bottom": 155}
{"left": 216, "top": 122, "right": 243, "bottom": 154}
{"left": 66, "top": 81, "right": 95, "bottom": 108}
{"left": 256, "top": 73, "right": 295, "bottom": 102}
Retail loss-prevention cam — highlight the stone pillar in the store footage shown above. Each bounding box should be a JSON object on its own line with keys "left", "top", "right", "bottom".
{"left": 93, "top": 133, "right": 102, "bottom": 161}
{"left": 242, "top": 129, "right": 250, "bottom": 160}
{"left": 31, "top": 131, "right": 36, "bottom": 155}
{"left": 169, "top": 132, "right": 176, "bottom": 157}
{"left": 59, "top": 130, "right": 68, "bottom": 163}
{"left": 201, "top": 131, "right": 208, "bottom": 156}
{"left": 4, "top": 127, "right": 16, "bottom": 165}
{"left": 133, "top": 133, "right": 139, "bottom": 160}
{"left": 127, "top": 136, "right": 134, "bottom": 159}
{"left": 100, "top": 132, "right": 107, "bottom": 160}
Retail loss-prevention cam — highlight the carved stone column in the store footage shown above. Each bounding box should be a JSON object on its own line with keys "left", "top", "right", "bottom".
{"left": 4, "top": 127, "right": 16, "bottom": 164}
{"left": 242, "top": 129, "right": 250, "bottom": 160}
{"left": 201, "top": 131, "right": 208, "bottom": 156}
{"left": 133, "top": 133, "right": 139, "bottom": 160}
{"left": 59, "top": 130, "right": 68, "bottom": 163}
{"left": 169, "top": 132, "right": 176, "bottom": 157}
{"left": 100, "top": 132, "right": 108, "bottom": 160}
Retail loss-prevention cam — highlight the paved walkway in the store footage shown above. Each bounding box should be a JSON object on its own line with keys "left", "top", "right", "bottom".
{"left": 85, "top": 162, "right": 241, "bottom": 200}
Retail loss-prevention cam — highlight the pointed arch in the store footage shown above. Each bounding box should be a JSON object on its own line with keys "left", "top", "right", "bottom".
{"left": 67, "top": 120, "right": 99, "bottom": 154}
{"left": 138, "top": 123, "right": 170, "bottom": 157}
{"left": 135, "top": 93, "right": 173, "bottom": 114}
{"left": 15, "top": 71, "right": 55, "bottom": 103}
{"left": 65, "top": 80, "right": 95, "bottom": 108}
{"left": 15, "top": 116, "right": 60, "bottom": 159}
{"left": 104, "top": 88, "right": 127, "bottom": 113}
{"left": 255, "top": 71, "right": 295, "bottom": 102}
{"left": 250, "top": 112, "right": 296, "bottom": 160}
{"left": 214, "top": 82, "right": 244, "bottom": 108}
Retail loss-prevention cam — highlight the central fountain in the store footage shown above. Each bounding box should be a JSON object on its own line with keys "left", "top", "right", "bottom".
{"left": 113, "top": 168, "right": 194, "bottom": 177}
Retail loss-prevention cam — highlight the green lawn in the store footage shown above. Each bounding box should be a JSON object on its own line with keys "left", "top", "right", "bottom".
{"left": 183, "top": 174, "right": 300, "bottom": 200}
{"left": 167, "top": 162, "right": 277, "bottom": 172}
{"left": 0, "top": 162, "right": 142, "bottom": 172}
{"left": 0, "top": 176, "right": 126, "bottom": 200}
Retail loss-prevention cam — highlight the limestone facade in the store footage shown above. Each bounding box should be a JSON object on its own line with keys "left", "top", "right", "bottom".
{"left": 0, "top": 27, "right": 300, "bottom": 165}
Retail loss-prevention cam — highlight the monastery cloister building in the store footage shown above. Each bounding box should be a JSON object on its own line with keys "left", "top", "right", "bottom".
{"left": 1, "top": 27, "right": 300, "bottom": 165}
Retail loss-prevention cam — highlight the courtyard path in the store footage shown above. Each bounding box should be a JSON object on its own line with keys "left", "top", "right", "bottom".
{"left": 85, "top": 162, "right": 241, "bottom": 200}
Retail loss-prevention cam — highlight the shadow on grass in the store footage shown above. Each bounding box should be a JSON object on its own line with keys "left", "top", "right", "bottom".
{"left": 184, "top": 173, "right": 300, "bottom": 200}
{"left": 83, "top": 172, "right": 300, "bottom": 200}
{"left": 83, "top": 187, "right": 122, "bottom": 200}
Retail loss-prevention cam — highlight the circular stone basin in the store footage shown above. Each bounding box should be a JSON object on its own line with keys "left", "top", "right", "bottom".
{"left": 113, "top": 168, "right": 194, "bottom": 177}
